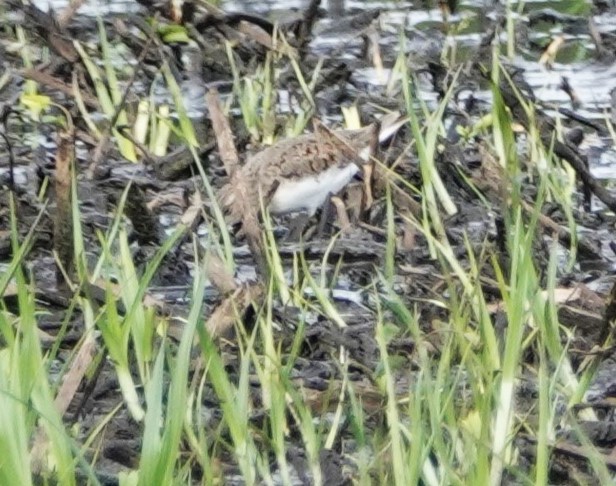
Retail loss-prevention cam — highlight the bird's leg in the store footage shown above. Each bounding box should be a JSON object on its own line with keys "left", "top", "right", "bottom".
{"left": 285, "top": 212, "right": 311, "bottom": 242}
{"left": 316, "top": 194, "right": 336, "bottom": 239}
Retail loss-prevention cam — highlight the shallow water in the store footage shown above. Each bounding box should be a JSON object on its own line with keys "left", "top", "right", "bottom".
{"left": 23, "top": 0, "right": 616, "bottom": 175}
{"left": 28, "top": 0, "right": 614, "bottom": 109}
{"left": 12, "top": 2, "right": 614, "bottom": 207}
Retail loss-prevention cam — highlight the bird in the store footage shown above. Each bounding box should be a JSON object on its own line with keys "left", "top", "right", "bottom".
{"left": 218, "top": 113, "right": 406, "bottom": 228}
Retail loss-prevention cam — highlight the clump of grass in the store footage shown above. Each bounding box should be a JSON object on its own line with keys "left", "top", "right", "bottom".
{"left": 226, "top": 32, "right": 316, "bottom": 144}
{"left": 0, "top": 199, "right": 76, "bottom": 485}
{"left": 73, "top": 19, "right": 137, "bottom": 161}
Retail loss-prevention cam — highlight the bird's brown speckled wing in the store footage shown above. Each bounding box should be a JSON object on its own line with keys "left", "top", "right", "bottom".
{"left": 272, "top": 123, "right": 376, "bottom": 179}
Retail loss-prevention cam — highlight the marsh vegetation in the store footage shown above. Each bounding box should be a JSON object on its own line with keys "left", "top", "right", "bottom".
{"left": 1, "top": 0, "right": 616, "bottom": 484}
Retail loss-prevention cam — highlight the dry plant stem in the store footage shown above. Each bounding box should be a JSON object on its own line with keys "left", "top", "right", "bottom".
{"left": 206, "top": 89, "right": 240, "bottom": 176}
{"left": 237, "top": 178, "right": 270, "bottom": 280}
{"left": 57, "top": 0, "right": 86, "bottom": 28}
{"left": 390, "top": 182, "right": 422, "bottom": 218}
{"left": 330, "top": 196, "right": 351, "bottom": 232}
{"left": 358, "top": 221, "right": 387, "bottom": 236}
{"left": 371, "top": 159, "right": 423, "bottom": 218}
{"left": 589, "top": 17, "right": 607, "bottom": 58}
{"left": 53, "top": 129, "right": 74, "bottom": 286}
{"left": 180, "top": 191, "right": 204, "bottom": 229}
{"left": 362, "top": 162, "right": 374, "bottom": 208}
{"left": 203, "top": 252, "right": 262, "bottom": 342}
{"left": 206, "top": 90, "right": 270, "bottom": 279}
{"left": 365, "top": 25, "right": 384, "bottom": 79}
{"left": 30, "top": 333, "right": 96, "bottom": 469}
{"left": 205, "top": 285, "right": 264, "bottom": 339}
{"left": 70, "top": 351, "right": 106, "bottom": 423}
{"left": 205, "top": 253, "right": 238, "bottom": 295}
{"left": 236, "top": 21, "right": 276, "bottom": 51}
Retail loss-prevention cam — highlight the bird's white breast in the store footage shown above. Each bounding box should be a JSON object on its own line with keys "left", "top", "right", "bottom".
{"left": 268, "top": 163, "right": 359, "bottom": 216}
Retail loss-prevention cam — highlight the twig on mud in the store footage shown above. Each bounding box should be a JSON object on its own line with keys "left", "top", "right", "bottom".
{"left": 296, "top": 0, "right": 322, "bottom": 48}
{"left": 19, "top": 68, "right": 100, "bottom": 109}
{"left": 520, "top": 200, "right": 601, "bottom": 260}
{"left": 555, "top": 105, "right": 607, "bottom": 135}
{"left": 519, "top": 433, "right": 616, "bottom": 471}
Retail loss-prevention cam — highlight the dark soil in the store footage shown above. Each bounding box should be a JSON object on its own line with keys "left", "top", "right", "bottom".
{"left": 2, "top": 0, "right": 616, "bottom": 483}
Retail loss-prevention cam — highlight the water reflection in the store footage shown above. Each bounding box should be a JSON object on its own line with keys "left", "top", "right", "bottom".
{"left": 329, "top": 0, "right": 345, "bottom": 18}
{"left": 31, "top": 0, "right": 139, "bottom": 15}
{"left": 24, "top": 0, "right": 616, "bottom": 115}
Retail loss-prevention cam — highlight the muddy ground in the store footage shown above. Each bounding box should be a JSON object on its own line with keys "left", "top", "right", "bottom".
{"left": 2, "top": 0, "right": 616, "bottom": 484}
